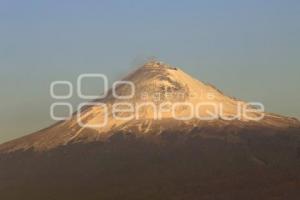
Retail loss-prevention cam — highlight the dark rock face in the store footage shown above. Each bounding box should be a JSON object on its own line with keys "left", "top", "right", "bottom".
{"left": 1, "top": 127, "right": 300, "bottom": 200}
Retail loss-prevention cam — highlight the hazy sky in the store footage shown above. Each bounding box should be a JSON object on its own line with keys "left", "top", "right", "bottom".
{"left": 0, "top": 0, "right": 300, "bottom": 143}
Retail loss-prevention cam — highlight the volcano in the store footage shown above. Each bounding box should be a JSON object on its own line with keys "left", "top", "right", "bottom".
{"left": 1, "top": 61, "right": 300, "bottom": 200}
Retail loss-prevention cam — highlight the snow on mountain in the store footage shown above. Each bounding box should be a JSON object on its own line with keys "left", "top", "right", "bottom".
{"left": 0, "top": 61, "right": 299, "bottom": 152}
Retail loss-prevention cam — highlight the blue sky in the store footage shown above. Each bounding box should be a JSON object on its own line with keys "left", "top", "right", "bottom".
{"left": 0, "top": 0, "right": 300, "bottom": 142}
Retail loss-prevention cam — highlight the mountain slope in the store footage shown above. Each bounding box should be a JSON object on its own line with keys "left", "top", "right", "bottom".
{"left": 0, "top": 61, "right": 300, "bottom": 200}
{"left": 0, "top": 61, "right": 299, "bottom": 152}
